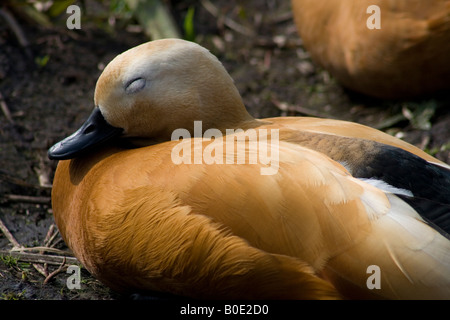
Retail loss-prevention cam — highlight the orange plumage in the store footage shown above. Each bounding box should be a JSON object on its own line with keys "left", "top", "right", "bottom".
{"left": 291, "top": 0, "right": 450, "bottom": 98}
{"left": 49, "top": 39, "right": 450, "bottom": 299}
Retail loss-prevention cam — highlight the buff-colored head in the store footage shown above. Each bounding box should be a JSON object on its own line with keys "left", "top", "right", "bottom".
{"left": 94, "top": 39, "right": 253, "bottom": 141}
{"left": 48, "top": 39, "right": 254, "bottom": 160}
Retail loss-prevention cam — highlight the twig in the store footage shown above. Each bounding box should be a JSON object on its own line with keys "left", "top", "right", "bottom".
{"left": 43, "top": 257, "right": 67, "bottom": 284}
{"left": 39, "top": 224, "right": 63, "bottom": 277}
{"left": 0, "top": 250, "right": 79, "bottom": 266}
{"left": 44, "top": 223, "right": 57, "bottom": 245}
{"left": 0, "top": 8, "right": 32, "bottom": 58}
{"left": 0, "top": 91, "right": 14, "bottom": 124}
{"left": 43, "top": 223, "right": 63, "bottom": 249}
{"left": 271, "top": 98, "right": 333, "bottom": 118}
{"left": 48, "top": 237, "right": 63, "bottom": 249}
{"left": 0, "top": 218, "right": 21, "bottom": 249}
{"left": 0, "top": 220, "right": 78, "bottom": 285}
{"left": 373, "top": 113, "right": 407, "bottom": 130}
{"left": 0, "top": 169, "right": 52, "bottom": 190}
{"left": 201, "top": 0, "right": 255, "bottom": 37}
{"left": 33, "top": 263, "right": 48, "bottom": 278}
{"left": 0, "top": 218, "right": 51, "bottom": 277}
{"left": 4, "top": 194, "right": 51, "bottom": 204}
{"left": 42, "top": 223, "right": 64, "bottom": 250}
{"left": 268, "top": 11, "right": 293, "bottom": 24}
{"left": 10, "top": 246, "right": 73, "bottom": 256}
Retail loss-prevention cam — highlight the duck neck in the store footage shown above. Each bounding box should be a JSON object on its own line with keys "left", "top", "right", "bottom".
{"left": 124, "top": 106, "right": 263, "bottom": 148}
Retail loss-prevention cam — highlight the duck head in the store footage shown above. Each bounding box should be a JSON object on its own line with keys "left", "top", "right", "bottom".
{"left": 48, "top": 39, "right": 253, "bottom": 160}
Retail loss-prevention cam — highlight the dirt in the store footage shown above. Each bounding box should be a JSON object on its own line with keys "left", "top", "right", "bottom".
{"left": 0, "top": 0, "right": 449, "bottom": 300}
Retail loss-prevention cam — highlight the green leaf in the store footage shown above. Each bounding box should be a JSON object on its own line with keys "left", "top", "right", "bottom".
{"left": 48, "top": 0, "right": 77, "bottom": 17}
{"left": 35, "top": 55, "right": 50, "bottom": 68}
{"left": 402, "top": 100, "right": 437, "bottom": 130}
{"left": 183, "top": 6, "right": 195, "bottom": 41}
{"left": 126, "top": 0, "right": 181, "bottom": 40}
{"left": 21, "top": 4, "right": 52, "bottom": 27}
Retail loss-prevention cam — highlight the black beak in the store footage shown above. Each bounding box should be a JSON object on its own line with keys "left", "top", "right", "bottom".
{"left": 48, "top": 108, "right": 123, "bottom": 160}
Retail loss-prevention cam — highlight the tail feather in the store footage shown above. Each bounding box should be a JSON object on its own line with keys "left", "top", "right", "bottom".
{"left": 397, "top": 194, "right": 450, "bottom": 240}
{"left": 326, "top": 193, "right": 450, "bottom": 299}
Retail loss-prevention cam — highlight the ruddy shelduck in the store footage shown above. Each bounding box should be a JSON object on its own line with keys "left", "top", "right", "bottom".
{"left": 48, "top": 39, "right": 450, "bottom": 300}
{"left": 291, "top": 0, "right": 450, "bottom": 99}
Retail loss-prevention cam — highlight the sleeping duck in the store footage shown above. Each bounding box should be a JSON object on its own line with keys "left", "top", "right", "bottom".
{"left": 48, "top": 39, "right": 450, "bottom": 299}
{"left": 291, "top": 0, "right": 450, "bottom": 99}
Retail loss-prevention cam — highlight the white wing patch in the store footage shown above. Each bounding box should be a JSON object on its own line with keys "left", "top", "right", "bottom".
{"left": 358, "top": 178, "right": 413, "bottom": 197}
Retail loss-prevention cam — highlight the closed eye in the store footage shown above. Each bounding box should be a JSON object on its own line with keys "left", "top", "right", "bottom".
{"left": 125, "top": 77, "right": 146, "bottom": 94}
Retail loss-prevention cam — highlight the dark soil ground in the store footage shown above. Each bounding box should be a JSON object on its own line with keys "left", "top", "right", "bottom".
{"left": 0, "top": 0, "right": 449, "bottom": 300}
